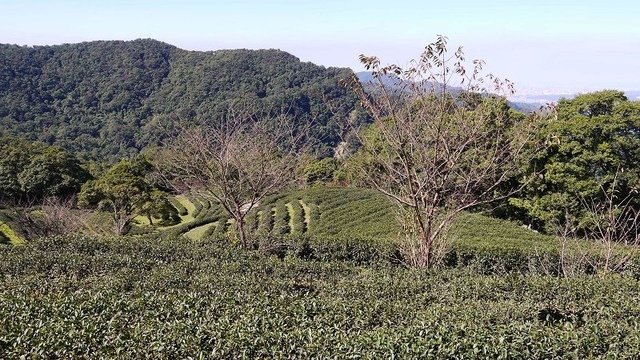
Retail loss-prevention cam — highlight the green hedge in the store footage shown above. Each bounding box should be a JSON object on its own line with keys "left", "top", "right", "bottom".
{"left": 212, "top": 216, "right": 229, "bottom": 238}
{"left": 253, "top": 235, "right": 640, "bottom": 277}
{"left": 170, "top": 198, "right": 188, "bottom": 216}
{"left": 0, "top": 231, "right": 8, "bottom": 245}
{"left": 289, "top": 200, "right": 306, "bottom": 236}
{"left": 244, "top": 211, "right": 258, "bottom": 235}
{"left": 256, "top": 206, "right": 274, "bottom": 236}
{"left": 1, "top": 235, "right": 640, "bottom": 358}
{"left": 272, "top": 201, "right": 290, "bottom": 236}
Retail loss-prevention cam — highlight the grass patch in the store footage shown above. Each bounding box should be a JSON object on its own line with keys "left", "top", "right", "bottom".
{"left": 174, "top": 195, "right": 196, "bottom": 223}
{"left": 0, "top": 222, "right": 24, "bottom": 245}
{"left": 183, "top": 222, "right": 217, "bottom": 240}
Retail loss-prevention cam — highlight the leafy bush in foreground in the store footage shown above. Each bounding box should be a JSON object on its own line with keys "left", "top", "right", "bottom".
{"left": 1, "top": 235, "right": 640, "bottom": 358}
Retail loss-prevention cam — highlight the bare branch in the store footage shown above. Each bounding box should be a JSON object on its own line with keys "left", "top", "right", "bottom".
{"left": 156, "top": 102, "right": 310, "bottom": 247}
{"left": 346, "top": 37, "right": 540, "bottom": 268}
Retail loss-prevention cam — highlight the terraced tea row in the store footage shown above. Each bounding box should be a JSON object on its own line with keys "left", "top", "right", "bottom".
{"left": 3, "top": 235, "right": 640, "bottom": 358}
{"left": 151, "top": 187, "right": 561, "bottom": 252}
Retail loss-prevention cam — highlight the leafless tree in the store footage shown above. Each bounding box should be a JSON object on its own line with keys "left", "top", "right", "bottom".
{"left": 157, "top": 105, "right": 309, "bottom": 248}
{"left": 39, "top": 196, "right": 91, "bottom": 237}
{"left": 550, "top": 210, "right": 590, "bottom": 277}
{"left": 15, "top": 196, "right": 92, "bottom": 238}
{"left": 346, "top": 36, "right": 542, "bottom": 268}
{"left": 581, "top": 177, "right": 640, "bottom": 274}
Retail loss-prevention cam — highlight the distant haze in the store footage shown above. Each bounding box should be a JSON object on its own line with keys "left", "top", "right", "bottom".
{"left": 510, "top": 90, "right": 640, "bottom": 105}
{"left": 1, "top": 0, "right": 638, "bottom": 95}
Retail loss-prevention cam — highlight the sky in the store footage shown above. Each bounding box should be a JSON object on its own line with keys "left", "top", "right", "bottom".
{"left": 1, "top": 0, "right": 639, "bottom": 95}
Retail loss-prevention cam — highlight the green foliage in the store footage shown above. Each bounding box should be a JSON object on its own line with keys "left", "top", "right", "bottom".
{"left": 256, "top": 206, "right": 274, "bottom": 236}
{"left": 0, "top": 136, "right": 90, "bottom": 202}
{"left": 307, "top": 203, "right": 321, "bottom": 232}
{"left": 212, "top": 216, "right": 229, "bottom": 238}
{"left": 160, "top": 195, "right": 225, "bottom": 240}
{"left": 511, "top": 90, "right": 640, "bottom": 231}
{"left": 190, "top": 198, "right": 206, "bottom": 219}
{"left": 139, "top": 190, "right": 180, "bottom": 226}
{"left": 0, "top": 222, "right": 24, "bottom": 246}
{"left": 78, "top": 157, "right": 175, "bottom": 234}
{"left": 1, "top": 235, "right": 640, "bottom": 358}
{"left": 0, "top": 40, "right": 362, "bottom": 160}
{"left": 244, "top": 210, "right": 258, "bottom": 235}
{"left": 273, "top": 201, "right": 290, "bottom": 236}
{"left": 289, "top": 200, "right": 306, "bottom": 236}
{"left": 169, "top": 198, "right": 187, "bottom": 216}
{"left": 303, "top": 157, "right": 338, "bottom": 184}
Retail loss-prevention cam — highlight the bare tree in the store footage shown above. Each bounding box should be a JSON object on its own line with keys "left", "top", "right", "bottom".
{"left": 15, "top": 196, "right": 93, "bottom": 239}
{"left": 549, "top": 210, "right": 590, "bottom": 277}
{"left": 346, "top": 36, "right": 541, "bottom": 268}
{"left": 581, "top": 177, "right": 640, "bottom": 274}
{"left": 38, "top": 197, "right": 86, "bottom": 237}
{"left": 157, "top": 105, "right": 308, "bottom": 248}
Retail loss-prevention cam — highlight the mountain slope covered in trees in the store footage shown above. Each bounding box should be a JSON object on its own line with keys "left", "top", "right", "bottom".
{"left": 0, "top": 39, "right": 360, "bottom": 160}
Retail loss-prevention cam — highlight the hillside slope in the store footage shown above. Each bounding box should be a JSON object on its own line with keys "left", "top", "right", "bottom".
{"left": 153, "top": 187, "right": 557, "bottom": 250}
{"left": 0, "top": 39, "right": 360, "bottom": 160}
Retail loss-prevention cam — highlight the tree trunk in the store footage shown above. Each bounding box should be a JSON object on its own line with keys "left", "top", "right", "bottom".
{"left": 115, "top": 218, "right": 129, "bottom": 236}
{"left": 237, "top": 216, "right": 247, "bottom": 248}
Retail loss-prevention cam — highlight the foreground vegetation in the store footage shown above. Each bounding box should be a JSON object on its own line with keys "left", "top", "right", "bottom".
{"left": 2, "top": 235, "right": 640, "bottom": 358}
{"left": 0, "top": 36, "right": 638, "bottom": 357}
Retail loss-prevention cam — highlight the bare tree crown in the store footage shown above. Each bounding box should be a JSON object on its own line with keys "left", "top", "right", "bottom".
{"left": 157, "top": 104, "right": 309, "bottom": 248}
{"left": 347, "top": 36, "right": 540, "bottom": 267}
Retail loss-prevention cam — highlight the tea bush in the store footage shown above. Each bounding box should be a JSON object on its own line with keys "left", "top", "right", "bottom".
{"left": 289, "top": 200, "right": 306, "bottom": 236}
{"left": 2, "top": 235, "right": 640, "bottom": 358}
{"left": 273, "top": 201, "right": 290, "bottom": 236}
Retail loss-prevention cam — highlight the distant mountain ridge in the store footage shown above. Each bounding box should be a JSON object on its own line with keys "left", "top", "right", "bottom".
{"left": 356, "top": 71, "right": 536, "bottom": 112}
{"left": 357, "top": 71, "right": 640, "bottom": 113}
{"left": 356, "top": 71, "right": 459, "bottom": 94}
{"left": 0, "top": 39, "right": 360, "bottom": 160}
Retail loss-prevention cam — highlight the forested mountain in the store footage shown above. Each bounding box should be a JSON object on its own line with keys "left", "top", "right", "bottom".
{"left": 0, "top": 39, "right": 360, "bottom": 160}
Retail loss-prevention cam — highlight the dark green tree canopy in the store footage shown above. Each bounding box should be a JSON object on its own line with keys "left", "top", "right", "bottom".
{"left": 510, "top": 90, "right": 640, "bottom": 231}
{"left": 0, "top": 136, "right": 90, "bottom": 203}
{"left": 0, "top": 39, "right": 361, "bottom": 160}
{"left": 78, "top": 157, "right": 177, "bottom": 234}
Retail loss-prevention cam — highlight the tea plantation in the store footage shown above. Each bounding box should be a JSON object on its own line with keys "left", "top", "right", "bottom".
{"left": 2, "top": 187, "right": 640, "bottom": 357}
{"left": 2, "top": 235, "right": 640, "bottom": 358}
{"left": 137, "top": 187, "right": 597, "bottom": 274}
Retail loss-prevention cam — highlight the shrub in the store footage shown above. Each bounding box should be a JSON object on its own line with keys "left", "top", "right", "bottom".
{"left": 289, "top": 201, "right": 306, "bottom": 236}
{"left": 2, "top": 235, "right": 640, "bottom": 358}
{"left": 273, "top": 201, "right": 290, "bottom": 236}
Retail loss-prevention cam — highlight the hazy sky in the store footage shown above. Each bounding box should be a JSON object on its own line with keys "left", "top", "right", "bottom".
{"left": 1, "top": 0, "right": 639, "bottom": 94}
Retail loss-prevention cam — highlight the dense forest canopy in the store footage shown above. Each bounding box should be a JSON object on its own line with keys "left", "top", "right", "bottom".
{"left": 0, "top": 39, "right": 361, "bottom": 160}
{"left": 0, "top": 136, "right": 90, "bottom": 203}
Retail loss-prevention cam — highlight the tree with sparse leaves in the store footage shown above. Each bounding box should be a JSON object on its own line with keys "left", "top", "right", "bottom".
{"left": 157, "top": 105, "right": 308, "bottom": 248}
{"left": 347, "top": 36, "right": 541, "bottom": 268}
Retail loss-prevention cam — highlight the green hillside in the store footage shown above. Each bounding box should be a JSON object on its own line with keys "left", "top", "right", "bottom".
{"left": 0, "top": 39, "right": 362, "bottom": 160}
{"left": 155, "top": 186, "right": 556, "bottom": 249}
{"left": 0, "top": 212, "right": 25, "bottom": 246}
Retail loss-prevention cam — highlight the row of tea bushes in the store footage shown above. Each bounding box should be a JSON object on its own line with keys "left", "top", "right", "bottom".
{"left": 2, "top": 235, "right": 640, "bottom": 358}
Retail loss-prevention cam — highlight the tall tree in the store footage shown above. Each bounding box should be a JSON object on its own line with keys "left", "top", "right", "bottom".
{"left": 157, "top": 105, "right": 308, "bottom": 248}
{"left": 0, "top": 136, "right": 90, "bottom": 204}
{"left": 78, "top": 158, "right": 174, "bottom": 235}
{"left": 510, "top": 90, "right": 640, "bottom": 233}
{"left": 347, "top": 36, "right": 540, "bottom": 268}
